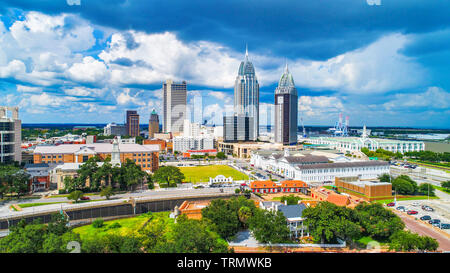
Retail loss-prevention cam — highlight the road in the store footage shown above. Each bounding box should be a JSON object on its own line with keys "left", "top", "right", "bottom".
{"left": 392, "top": 209, "right": 450, "bottom": 251}
{"left": 0, "top": 187, "right": 238, "bottom": 218}
{"left": 391, "top": 165, "right": 449, "bottom": 186}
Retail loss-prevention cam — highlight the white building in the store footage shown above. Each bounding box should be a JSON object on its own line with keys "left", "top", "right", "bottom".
{"left": 251, "top": 149, "right": 390, "bottom": 184}
{"left": 0, "top": 106, "right": 21, "bottom": 163}
{"left": 173, "top": 136, "right": 215, "bottom": 153}
{"left": 307, "top": 127, "right": 425, "bottom": 154}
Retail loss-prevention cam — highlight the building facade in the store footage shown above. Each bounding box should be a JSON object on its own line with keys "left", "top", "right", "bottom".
{"left": 251, "top": 149, "right": 390, "bottom": 183}
{"left": 307, "top": 135, "right": 425, "bottom": 154}
{"left": 104, "top": 123, "right": 127, "bottom": 136}
{"left": 126, "top": 110, "right": 140, "bottom": 137}
{"left": 0, "top": 106, "right": 21, "bottom": 163}
{"left": 173, "top": 136, "right": 215, "bottom": 153}
{"left": 163, "top": 80, "right": 187, "bottom": 133}
{"left": 224, "top": 46, "right": 259, "bottom": 141}
{"left": 33, "top": 142, "right": 160, "bottom": 172}
{"left": 148, "top": 109, "right": 160, "bottom": 139}
{"left": 274, "top": 64, "right": 298, "bottom": 145}
{"left": 223, "top": 115, "right": 255, "bottom": 142}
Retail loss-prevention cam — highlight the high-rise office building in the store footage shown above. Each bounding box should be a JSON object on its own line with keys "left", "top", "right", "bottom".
{"left": 192, "top": 94, "right": 203, "bottom": 124}
{"left": 224, "top": 46, "right": 259, "bottom": 142}
{"left": 126, "top": 110, "right": 140, "bottom": 137}
{"left": 148, "top": 109, "right": 159, "bottom": 139}
{"left": 0, "top": 106, "right": 21, "bottom": 163}
{"left": 223, "top": 115, "right": 254, "bottom": 142}
{"left": 234, "top": 46, "right": 259, "bottom": 139}
{"left": 104, "top": 123, "right": 127, "bottom": 136}
{"left": 274, "top": 64, "right": 298, "bottom": 145}
{"left": 163, "top": 80, "right": 187, "bottom": 133}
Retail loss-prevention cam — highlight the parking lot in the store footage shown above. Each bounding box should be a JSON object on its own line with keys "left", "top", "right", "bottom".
{"left": 391, "top": 199, "right": 450, "bottom": 235}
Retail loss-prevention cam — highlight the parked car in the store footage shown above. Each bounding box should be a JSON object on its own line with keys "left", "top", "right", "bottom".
{"left": 407, "top": 210, "right": 418, "bottom": 215}
{"left": 428, "top": 219, "right": 441, "bottom": 225}
{"left": 423, "top": 206, "right": 434, "bottom": 212}
{"left": 440, "top": 224, "right": 450, "bottom": 229}
{"left": 411, "top": 202, "right": 420, "bottom": 207}
{"left": 396, "top": 206, "right": 406, "bottom": 211}
{"left": 420, "top": 215, "right": 432, "bottom": 221}
{"left": 80, "top": 196, "right": 90, "bottom": 201}
{"left": 387, "top": 202, "right": 396, "bottom": 207}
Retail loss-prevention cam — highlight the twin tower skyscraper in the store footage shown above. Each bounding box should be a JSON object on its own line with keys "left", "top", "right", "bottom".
{"left": 224, "top": 46, "right": 298, "bottom": 145}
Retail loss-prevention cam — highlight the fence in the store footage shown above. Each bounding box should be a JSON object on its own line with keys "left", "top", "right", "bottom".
{"left": 0, "top": 191, "right": 235, "bottom": 230}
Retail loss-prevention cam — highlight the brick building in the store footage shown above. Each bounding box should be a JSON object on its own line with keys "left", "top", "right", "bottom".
{"left": 33, "top": 143, "right": 160, "bottom": 172}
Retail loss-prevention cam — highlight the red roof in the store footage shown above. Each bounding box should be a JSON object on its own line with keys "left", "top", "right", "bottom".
{"left": 250, "top": 180, "right": 278, "bottom": 189}
{"left": 326, "top": 193, "right": 350, "bottom": 206}
{"left": 279, "top": 180, "right": 307, "bottom": 188}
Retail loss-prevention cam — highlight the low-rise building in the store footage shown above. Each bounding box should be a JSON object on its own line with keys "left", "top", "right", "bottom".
{"left": 260, "top": 201, "right": 309, "bottom": 238}
{"left": 173, "top": 136, "right": 215, "bottom": 153}
{"left": 103, "top": 123, "right": 127, "bottom": 136}
{"left": 250, "top": 180, "right": 308, "bottom": 194}
{"left": 33, "top": 142, "right": 159, "bottom": 172}
{"left": 334, "top": 177, "right": 392, "bottom": 201}
{"left": 24, "top": 163, "right": 51, "bottom": 192}
{"left": 218, "top": 141, "right": 283, "bottom": 158}
{"left": 251, "top": 148, "right": 389, "bottom": 184}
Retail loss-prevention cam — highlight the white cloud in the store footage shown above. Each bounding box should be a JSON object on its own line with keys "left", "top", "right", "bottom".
{"left": 384, "top": 86, "right": 450, "bottom": 110}
{"left": 16, "top": 85, "right": 43, "bottom": 93}
{"left": 116, "top": 89, "right": 146, "bottom": 106}
{"left": 288, "top": 33, "right": 426, "bottom": 94}
{"left": 67, "top": 56, "right": 108, "bottom": 83}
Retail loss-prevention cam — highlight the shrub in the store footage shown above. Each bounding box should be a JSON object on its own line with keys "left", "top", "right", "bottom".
{"left": 58, "top": 189, "right": 67, "bottom": 194}
{"left": 92, "top": 218, "right": 104, "bottom": 228}
{"left": 108, "top": 222, "right": 122, "bottom": 229}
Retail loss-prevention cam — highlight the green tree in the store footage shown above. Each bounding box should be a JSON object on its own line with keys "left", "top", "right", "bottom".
{"left": 378, "top": 173, "right": 392, "bottom": 183}
{"left": 248, "top": 209, "right": 291, "bottom": 244}
{"left": 64, "top": 176, "right": 84, "bottom": 193}
{"left": 302, "top": 202, "right": 361, "bottom": 244}
{"left": 202, "top": 199, "right": 240, "bottom": 240}
{"left": 163, "top": 215, "right": 229, "bottom": 253}
{"left": 237, "top": 206, "right": 252, "bottom": 228}
{"left": 417, "top": 183, "right": 435, "bottom": 197}
{"left": 389, "top": 230, "right": 438, "bottom": 252}
{"left": 280, "top": 194, "right": 301, "bottom": 205}
{"left": 216, "top": 152, "right": 226, "bottom": 160}
{"left": 68, "top": 190, "right": 84, "bottom": 203}
{"left": 77, "top": 156, "right": 101, "bottom": 190}
{"left": 391, "top": 175, "right": 418, "bottom": 195}
{"left": 100, "top": 186, "right": 114, "bottom": 200}
{"left": 354, "top": 203, "right": 404, "bottom": 240}
{"left": 122, "top": 159, "right": 148, "bottom": 191}
{"left": 441, "top": 181, "right": 450, "bottom": 191}
{"left": 152, "top": 166, "right": 185, "bottom": 187}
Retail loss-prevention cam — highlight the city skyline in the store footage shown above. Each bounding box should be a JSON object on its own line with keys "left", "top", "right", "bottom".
{"left": 0, "top": 1, "right": 449, "bottom": 128}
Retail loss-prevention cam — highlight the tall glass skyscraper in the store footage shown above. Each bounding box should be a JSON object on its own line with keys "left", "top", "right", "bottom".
{"left": 233, "top": 46, "right": 259, "bottom": 140}
{"left": 274, "top": 63, "right": 298, "bottom": 145}
{"left": 163, "top": 80, "right": 187, "bottom": 133}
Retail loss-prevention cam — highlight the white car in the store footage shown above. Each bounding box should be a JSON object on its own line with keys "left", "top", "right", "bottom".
{"left": 411, "top": 202, "right": 420, "bottom": 207}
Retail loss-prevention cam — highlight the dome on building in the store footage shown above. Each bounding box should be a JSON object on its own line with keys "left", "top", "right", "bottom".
{"left": 276, "top": 63, "right": 297, "bottom": 95}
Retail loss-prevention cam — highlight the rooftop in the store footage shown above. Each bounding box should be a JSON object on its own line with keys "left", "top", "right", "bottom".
{"left": 34, "top": 143, "right": 160, "bottom": 154}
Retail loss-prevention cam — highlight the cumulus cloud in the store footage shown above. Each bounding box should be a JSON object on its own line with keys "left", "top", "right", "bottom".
{"left": 67, "top": 56, "right": 109, "bottom": 83}
{"left": 383, "top": 86, "right": 450, "bottom": 111}
{"left": 288, "top": 33, "right": 426, "bottom": 94}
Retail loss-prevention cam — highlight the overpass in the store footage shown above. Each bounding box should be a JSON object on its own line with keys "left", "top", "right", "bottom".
{"left": 0, "top": 190, "right": 235, "bottom": 230}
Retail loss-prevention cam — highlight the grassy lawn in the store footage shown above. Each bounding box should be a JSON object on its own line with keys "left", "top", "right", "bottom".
{"left": 179, "top": 165, "right": 249, "bottom": 183}
{"left": 73, "top": 211, "right": 172, "bottom": 240}
{"left": 374, "top": 195, "right": 439, "bottom": 204}
{"left": 431, "top": 185, "right": 450, "bottom": 194}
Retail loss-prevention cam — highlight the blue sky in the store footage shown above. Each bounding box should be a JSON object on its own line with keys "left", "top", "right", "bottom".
{"left": 0, "top": 0, "right": 449, "bottom": 128}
